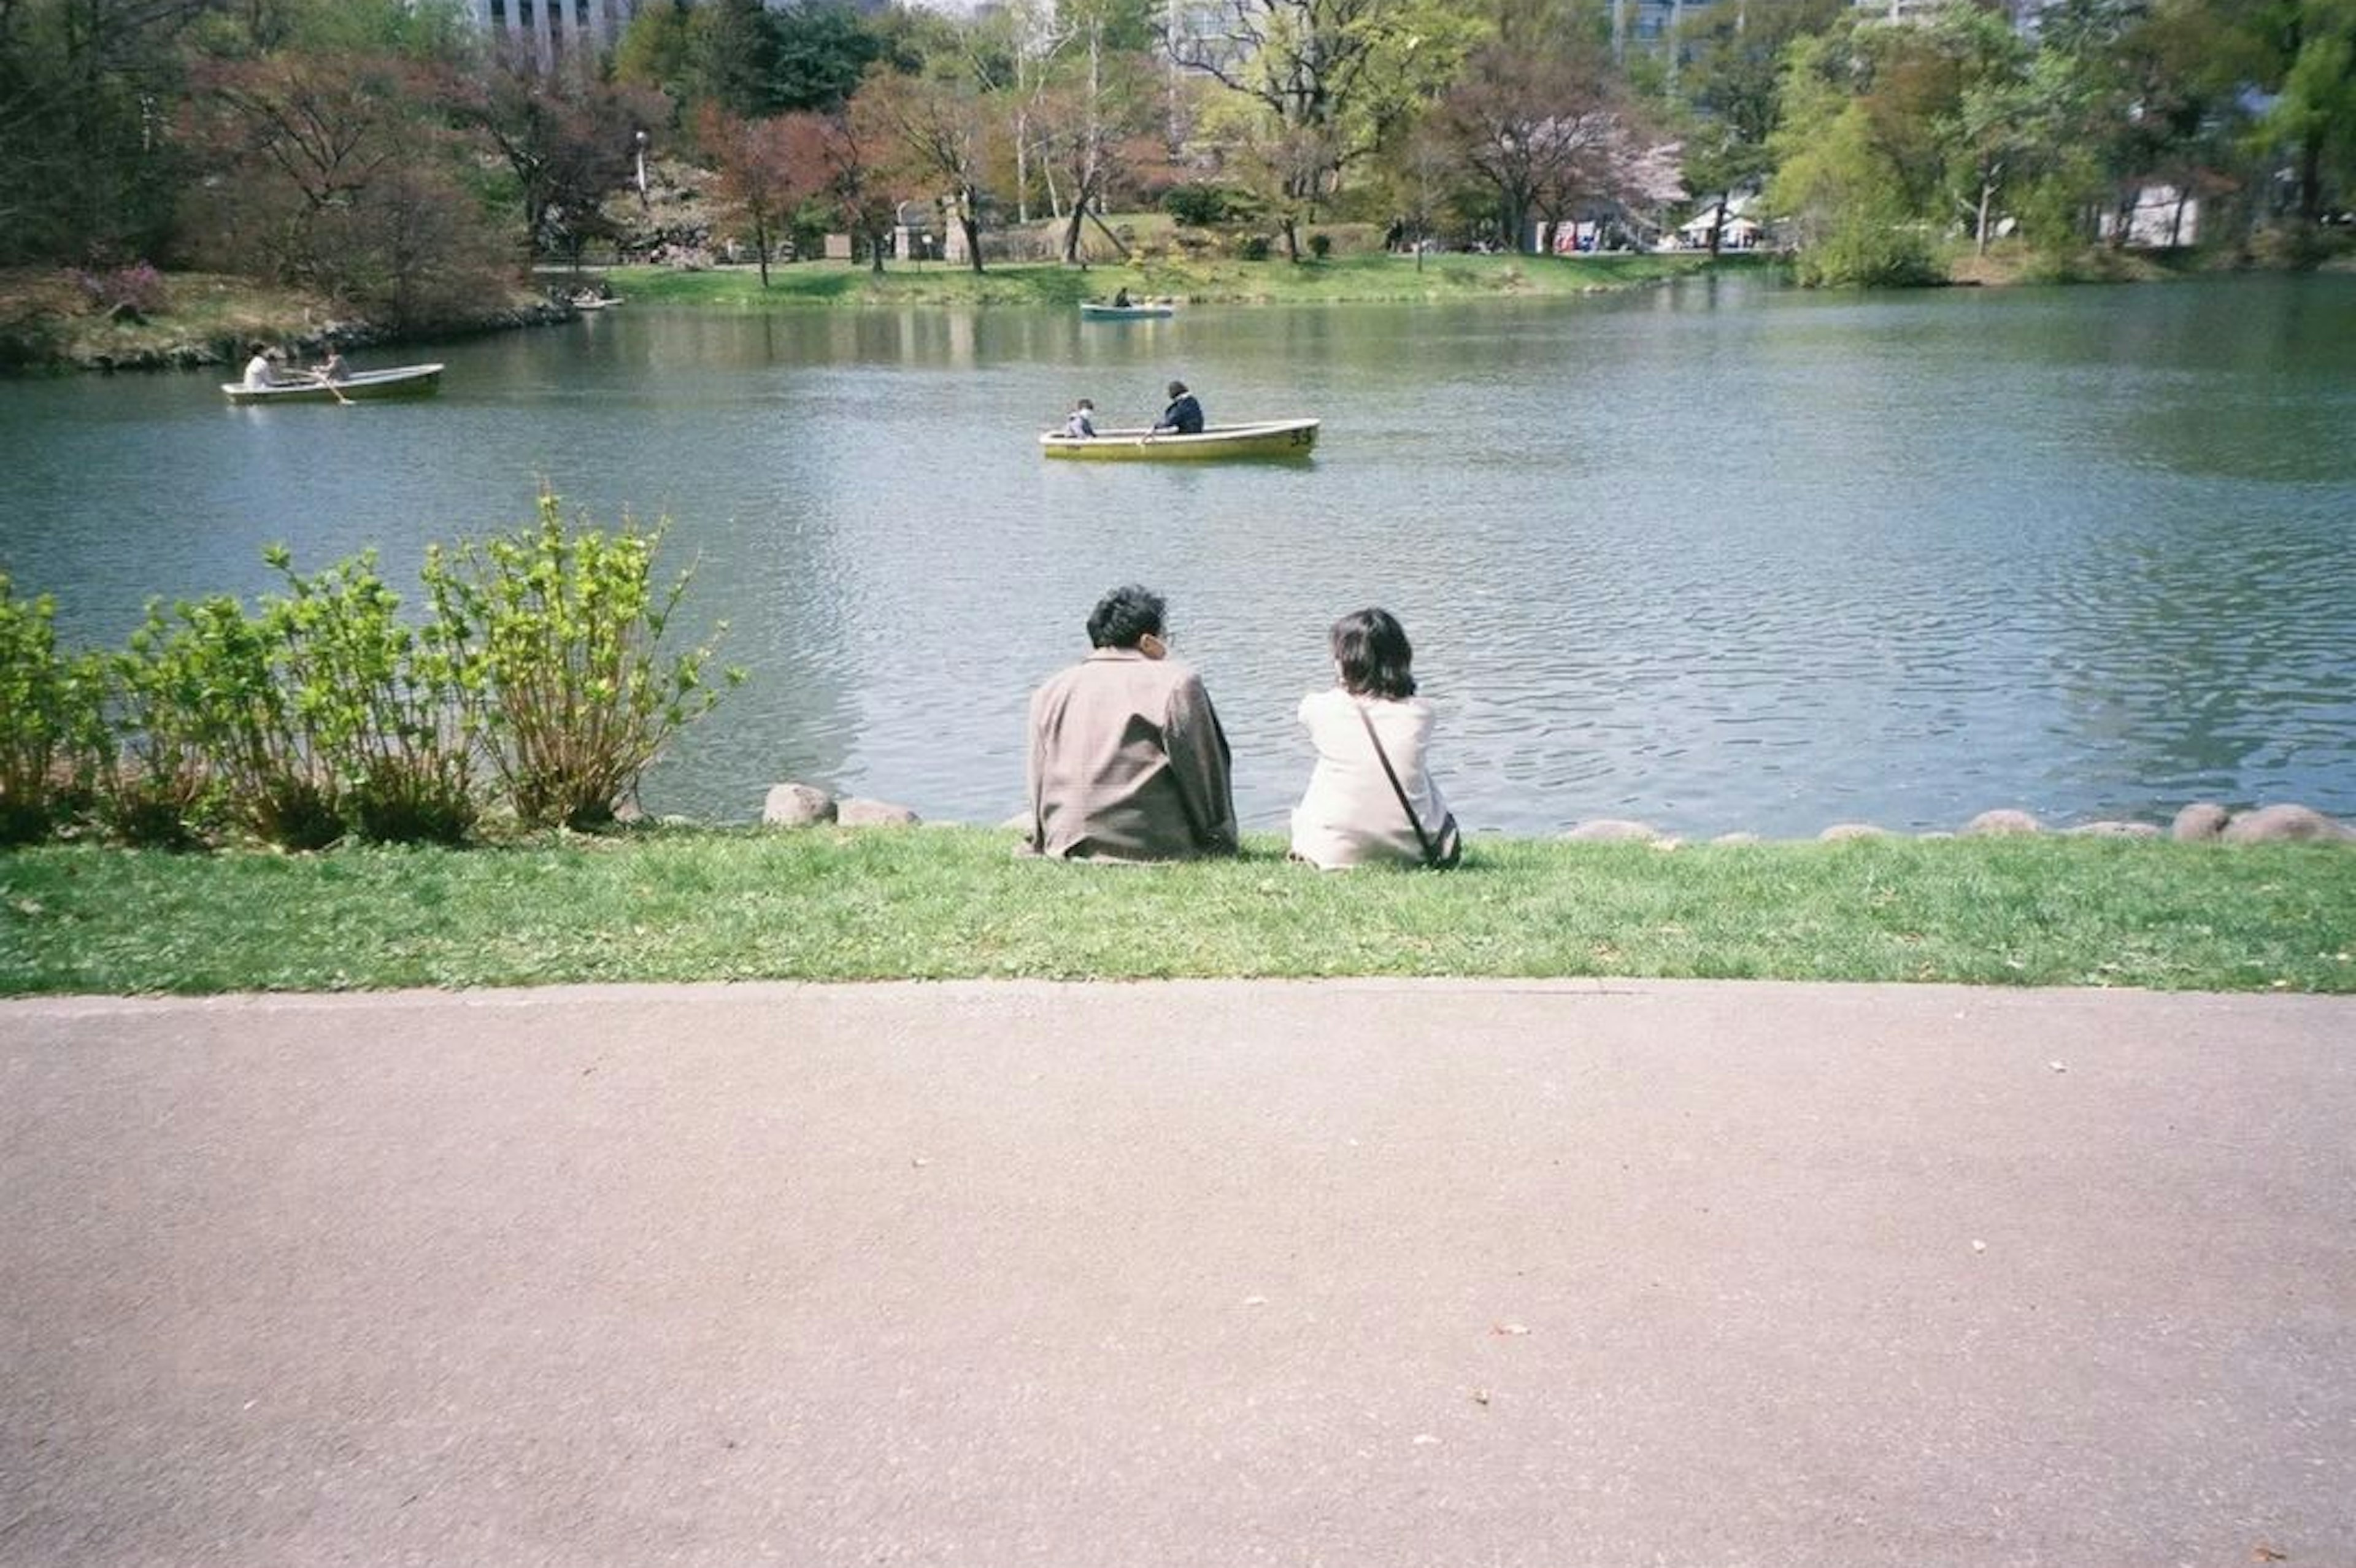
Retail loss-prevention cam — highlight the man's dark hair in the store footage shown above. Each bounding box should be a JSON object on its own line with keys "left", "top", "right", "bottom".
{"left": 1087, "top": 584, "right": 1166, "bottom": 650}
{"left": 1331, "top": 607, "right": 1417, "bottom": 699}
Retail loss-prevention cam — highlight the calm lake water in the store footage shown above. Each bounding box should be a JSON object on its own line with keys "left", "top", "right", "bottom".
{"left": 4, "top": 272, "right": 2353, "bottom": 839}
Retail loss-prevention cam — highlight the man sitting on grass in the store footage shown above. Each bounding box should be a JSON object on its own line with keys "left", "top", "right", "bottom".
{"left": 1026, "top": 585, "right": 1238, "bottom": 862}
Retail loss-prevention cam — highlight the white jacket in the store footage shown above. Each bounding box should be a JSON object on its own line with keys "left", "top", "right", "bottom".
{"left": 1288, "top": 688, "right": 1449, "bottom": 869}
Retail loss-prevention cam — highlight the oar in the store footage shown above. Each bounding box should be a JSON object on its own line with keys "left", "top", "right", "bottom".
{"left": 307, "top": 369, "right": 353, "bottom": 407}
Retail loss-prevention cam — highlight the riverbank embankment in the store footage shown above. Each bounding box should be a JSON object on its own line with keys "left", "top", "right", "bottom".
{"left": 0, "top": 253, "right": 1756, "bottom": 372}
{"left": 4, "top": 826, "right": 2351, "bottom": 996}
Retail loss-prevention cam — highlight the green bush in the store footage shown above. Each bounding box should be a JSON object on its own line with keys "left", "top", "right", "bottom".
{"left": 1162, "top": 183, "right": 1236, "bottom": 226}
{"left": 2, "top": 506, "right": 737, "bottom": 850}
{"left": 0, "top": 575, "right": 102, "bottom": 843}
{"left": 261, "top": 546, "right": 477, "bottom": 846}
{"left": 424, "top": 493, "right": 739, "bottom": 832}
{"left": 1307, "top": 232, "right": 1332, "bottom": 259}
{"left": 1238, "top": 235, "right": 1271, "bottom": 261}
{"left": 102, "top": 602, "right": 225, "bottom": 849}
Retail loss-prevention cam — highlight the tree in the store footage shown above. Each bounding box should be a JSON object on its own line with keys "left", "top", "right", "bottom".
{"left": 1676, "top": 0, "right": 1844, "bottom": 255}
{"left": 442, "top": 57, "right": 667, "bottom": 264}
{"left": 178, "top": 47, "right": 511, "bottom": 326}
{"left": 1027, "top": 0, "right": 1158, "bottom": 259}
{"left": 2258, "top": 0, "right": 2356, "bottom": 226}
{"left": 1163, "top": 0, "right": 1471, "bottom": 234}
{"left": 0, "top": 0, "right": 218, "bottom": 264}
{"left": 1432, "top": 39, "right": 1658, "bottom": 250}
{"left": 854, "top": 61, "right": 998, "bottom": 273}
{"left": 804, "top": 107, "right": 896, "bottom": 275}
{"left": 698, "top": 104, "right": 808, "bottom": 284}
{"left": 1766, "top": 26, "right": 1938, "bottom": 284}
{"left": 768, "top": 2, "right": 880, "bottom": 113}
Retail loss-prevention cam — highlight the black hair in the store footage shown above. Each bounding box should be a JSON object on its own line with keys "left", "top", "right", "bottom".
{"left": 1166, "top": 380, "right": 1187, "bottom": 396}
{"left": 1331, "top": 607, "right": 1416, "bottom": 699}
{"left": 1087, "top": 584, "right": 1166, "bottom": 650}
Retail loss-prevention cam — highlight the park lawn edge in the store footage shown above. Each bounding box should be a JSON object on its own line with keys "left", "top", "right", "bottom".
{"left": 2, "top": 827, "right": 2351, "bottom": 997}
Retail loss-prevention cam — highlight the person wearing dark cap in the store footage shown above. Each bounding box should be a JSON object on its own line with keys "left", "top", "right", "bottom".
{"left": 1152, "top": 379, "right": 1204, "bottom": 435}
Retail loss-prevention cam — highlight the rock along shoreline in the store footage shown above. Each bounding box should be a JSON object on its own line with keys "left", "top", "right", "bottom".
{"left": 751, "top": 783, "right": 2356, "bottom": 849}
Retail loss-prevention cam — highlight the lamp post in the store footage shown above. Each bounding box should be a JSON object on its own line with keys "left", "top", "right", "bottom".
{"left": 634, "top": 129, "right": 650, "bottom": 213}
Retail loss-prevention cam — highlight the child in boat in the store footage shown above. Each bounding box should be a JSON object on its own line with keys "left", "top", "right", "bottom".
{"left": 1064, "top": 398, "right": 1096, "bottom": 438}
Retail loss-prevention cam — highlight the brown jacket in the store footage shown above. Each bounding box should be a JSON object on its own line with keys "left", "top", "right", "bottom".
{"left": 1026, "top": 648, "right": 1238, "bottom": 860}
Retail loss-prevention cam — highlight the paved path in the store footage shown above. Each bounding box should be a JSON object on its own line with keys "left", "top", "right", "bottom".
{"left": 4, "top": 980, "right": 2352, "bottom": 1567}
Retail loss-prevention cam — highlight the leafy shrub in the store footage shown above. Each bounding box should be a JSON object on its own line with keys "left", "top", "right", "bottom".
{"left": 1307, "top": 232, "right": 1332, "bottom": 259}
{"left": 1238, "top": 235, "right": 1271, "bottom": 261}
{"left": 261, "top": 546, "right": 477, "bottom": 846}
{"left": 101, "top": 603, "right": 224, "bottom": 848}
{"left": 71, "top": 263, "right": 169, "bottom": 317}
{"left": 424, "top": 494, "right": 739, "bottom": 832}
{"left": 1162, "top": 183, "right": 1235, "bottom": 226}
{"left": 0, "top": 575, "right": 104, "bottom": 843}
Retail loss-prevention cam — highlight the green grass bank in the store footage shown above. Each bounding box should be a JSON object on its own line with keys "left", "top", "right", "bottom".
{"left": 4, "top": 829, "right": 2351, "bottom": 996}
{"left": 602, "top": 250, "right": 1740, "bottom": 310}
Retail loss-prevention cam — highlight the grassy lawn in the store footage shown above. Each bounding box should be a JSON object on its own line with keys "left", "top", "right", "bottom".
{"left": 3, "top": 828, "right": 2351, "bottom": 996}
{"left": 608, "top": 250, "right": 1746, "bottom": 311}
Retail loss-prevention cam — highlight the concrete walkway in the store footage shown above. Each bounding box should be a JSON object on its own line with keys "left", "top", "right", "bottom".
{"left": 3, "top": 979, "right": 2351, "bottom": 1567}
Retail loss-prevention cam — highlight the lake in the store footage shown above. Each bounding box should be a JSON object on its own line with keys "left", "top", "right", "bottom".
{"left": 4, "top": 271, "right": 2352, "bottom": 840}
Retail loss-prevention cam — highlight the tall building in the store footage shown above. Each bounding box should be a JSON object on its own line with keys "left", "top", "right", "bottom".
{"left": 466, "top": 0, "right": 641, "bottom": 66}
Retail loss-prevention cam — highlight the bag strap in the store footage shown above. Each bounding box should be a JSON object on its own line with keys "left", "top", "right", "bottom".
{"left": 1354, "top": 701, "right": 1439, "bottom": 867}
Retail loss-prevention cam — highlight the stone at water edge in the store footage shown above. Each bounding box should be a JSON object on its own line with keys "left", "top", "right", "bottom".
{"left": 1561, "top": 819, "right": 1663, "bottom": 844}
{"left": 762, "top": 783, "right": 836, "bottom": 826}
{"left": 1963, "top": 809, "right": 2042, "bottom": 836}
{"left": 1819, "top": 823, "right": 1892, "bottom": 842}
{"left": 836, "top": 798, "right": 921, "bottom": 827}
{"left": 2066, "top": 821, "right": 2162, "bottom": 838}
{"left": 2219, "top": 803, "right": 2356, "bottom": 844}
{"left": 2171, "top": 802, "right": 2230, "bottom": 842}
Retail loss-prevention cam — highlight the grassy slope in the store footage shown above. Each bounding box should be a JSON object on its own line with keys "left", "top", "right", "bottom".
{"left": 4, "top": 829, "right": 2352, "bottom": 996}
{"left": 609, "top": 251, "right": 1739, "bottom": 310}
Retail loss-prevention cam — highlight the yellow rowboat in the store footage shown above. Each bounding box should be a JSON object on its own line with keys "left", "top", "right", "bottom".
{"left": 1039, "top": 418, "right": 1319, "bottom": 461}
{"left": 221, "top": 364, "right": 445, "bottom": 404}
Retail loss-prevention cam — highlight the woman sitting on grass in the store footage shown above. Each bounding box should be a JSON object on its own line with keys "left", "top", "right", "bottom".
{"left": 1289, "top": 607, "right": 1457, "bottom": 869}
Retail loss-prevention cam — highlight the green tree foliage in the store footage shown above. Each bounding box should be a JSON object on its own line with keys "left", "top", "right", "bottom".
{"left": 1166, "top": 0, "right": 1477, "bottom": 225}
{"left": 769, "top": 2, "right": 882, "bottom": 113}
{"left": 0, "top": 0, "right": 214, "bottom": 264}
{"left": 1767, "top": 26, "right": 1938, "bottom": 284}
{"left": 2257, "top": 0, "right": 2356, "bottom": 224}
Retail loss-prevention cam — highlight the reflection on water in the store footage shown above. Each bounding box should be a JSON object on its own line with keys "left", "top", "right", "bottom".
{"left": 3, "top": 274, "right": 2352, "bottom": 837}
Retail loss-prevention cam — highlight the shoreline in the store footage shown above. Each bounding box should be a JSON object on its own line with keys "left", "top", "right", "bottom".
{"left": 12, "top": 244, "right": 2346, "bottom": 376}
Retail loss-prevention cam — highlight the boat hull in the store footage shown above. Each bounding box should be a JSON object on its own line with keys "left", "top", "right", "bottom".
{"left": 1079, "top": 302, "right": 1175, "bottom": 320}
{"left": 221, "top": 364, "right": 445, "bottom": 404}
{"left": 1040, "top": 419, "right": 1319, "bottom": 461}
